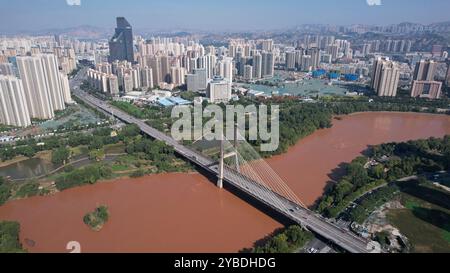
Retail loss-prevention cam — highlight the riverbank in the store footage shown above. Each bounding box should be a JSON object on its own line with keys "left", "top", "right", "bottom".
{"left": 0, "top": 151, "right": 52, "bottom": 168}
{"left": 1, "top": 111, "right": 450, "bottom": 252}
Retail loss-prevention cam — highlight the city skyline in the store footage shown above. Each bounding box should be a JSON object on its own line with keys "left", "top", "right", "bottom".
{"left": 1, "top": 0, "right": 450, "bottom": 33}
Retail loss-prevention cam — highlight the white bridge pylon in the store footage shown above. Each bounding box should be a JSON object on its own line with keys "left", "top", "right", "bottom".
{"left": 216, "top": 131, "right": 307, "bottom": 209}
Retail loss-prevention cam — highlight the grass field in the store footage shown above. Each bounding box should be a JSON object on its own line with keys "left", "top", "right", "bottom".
{"left": 387, "top": 192, "right": 450, "bottom": 253}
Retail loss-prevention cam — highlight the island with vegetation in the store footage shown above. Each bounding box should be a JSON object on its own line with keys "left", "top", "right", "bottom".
{"left": 83, "top": 205, "right": 110, "bottom": 231}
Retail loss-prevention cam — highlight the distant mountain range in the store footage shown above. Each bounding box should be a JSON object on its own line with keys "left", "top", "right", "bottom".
{"left": 2, "top": 21, "right": 450, "bottom": 39}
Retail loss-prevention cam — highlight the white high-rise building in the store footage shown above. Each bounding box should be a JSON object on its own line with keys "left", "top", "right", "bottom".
{"left": 17, "top": 56, "right": 55, "bottom": 119}
{"left": 170, "top": 66, "right": 186, "bottom": 86}
{"left": 108, "top": 75, "right": 120, "bottom": 96}
{"left": 205, "top": 54, "right": 217, "bottom": 79}
{"left": 285, "top": 51, "right": 296, "bottom": 70}
{"left": 0, "top": 75, "right": 31, "bottom": 127}
{"left": 141, "top": 66, "right": 154, "bottom": 90}
{"left": 218, "top": 57, "right": 233, "bottom": 83}
{"left": 0, "top": 63, "right": 15, "bottom": 76}
{"left": 261, "top": 39, "right": 274, "bottom": 52}
{"left": 40, "top": 54, "right": 65, "bottom": 111}
{"left": 123, "top": 73, "right": 133, "bottom": 93}
{"left": 371, "top": 57, "right": 400, "bottom": 97}
{"left": 59, "top": 72, "right": 73, "bottom": 104}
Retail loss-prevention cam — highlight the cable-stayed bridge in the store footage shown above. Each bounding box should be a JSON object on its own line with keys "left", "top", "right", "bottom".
{"left": 72, "top": 77, "right": 378, "bottom": 253}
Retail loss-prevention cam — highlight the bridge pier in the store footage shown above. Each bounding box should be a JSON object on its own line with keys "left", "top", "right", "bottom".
{"left": 217, "top": 124, "right": 240, "bottom": 189}
{"left": 217, "top": 138, "right": 224, "bottom": 188}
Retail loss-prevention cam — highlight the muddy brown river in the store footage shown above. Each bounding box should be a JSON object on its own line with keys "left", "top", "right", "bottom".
{"left": 1, "top": 112, "right": 449, "bottom": 253}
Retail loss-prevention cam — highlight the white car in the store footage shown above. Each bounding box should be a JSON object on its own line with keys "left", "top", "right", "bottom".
{"left": 308, "top": 247, "right": 318, "bottom": 253}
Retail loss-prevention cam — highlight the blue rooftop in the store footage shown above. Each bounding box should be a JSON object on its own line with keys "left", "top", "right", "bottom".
{"left": 157, "top": 98, "right": 175, "bottom": 107}
{"left": 168, "top": 97, "right": 191, "bottom": 105}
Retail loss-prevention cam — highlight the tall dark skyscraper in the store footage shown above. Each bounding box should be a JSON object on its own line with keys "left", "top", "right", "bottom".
{"left": 109, "top": 17, "right": 134, "bottom": 63}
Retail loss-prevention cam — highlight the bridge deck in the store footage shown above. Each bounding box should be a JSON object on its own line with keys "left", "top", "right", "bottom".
{"left": 72, "top": 80, "right": 374, "bottom": 253}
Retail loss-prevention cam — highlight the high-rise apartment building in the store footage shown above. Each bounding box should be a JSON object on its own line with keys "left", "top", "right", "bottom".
{"left": 411, "top": 60, "right": 441, "bottom": 99}
{"left": 307, "top": 47, "right": 321, "bottom": 70}
{"left": 371, "top": 57, "right": 400, "bottom": 97}
{"left": 413, "top": 60, "right": 437, "bottom": 81}
{"left": 410, "top": 81, "right": 442, "bottom": 99}
{"left": 204, "top": 54, "right": 217, "bottom": 79}
{"left": 252, "top": 52, "right": 262, "bottom": 79}
{"left": 446, "top": 63, "right": 450, "bottom": 87}
{"left": 285, "top": 51, "right": 296, "bottom": 71}
{"left": 0, "top": 75, "right": 31, "bottom": 127}
{"left": 40, "top": 54, "right": 65, "bottom": 111}
{"left": 109, "top": 17, "right": 134, "bottom": 63}
{"left": 17, "top": 56, "right": 57, "bottom": 119}
{"left": 261, "top": 51, "right": 274, "bottom": 77}
{"left": 141, "top": 66, "right": 154, "bottom": 90}
{"left": 243, "top": 65, "right": 253, "bottom": 80}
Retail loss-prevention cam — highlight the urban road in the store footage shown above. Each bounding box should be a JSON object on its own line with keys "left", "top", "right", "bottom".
{"left": 71, "top": 69, "right": 377, "bottom": 253}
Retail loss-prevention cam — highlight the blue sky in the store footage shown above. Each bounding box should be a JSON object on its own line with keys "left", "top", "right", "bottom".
{"left": 0, "top": 0, "right": 449, "bottom": 32}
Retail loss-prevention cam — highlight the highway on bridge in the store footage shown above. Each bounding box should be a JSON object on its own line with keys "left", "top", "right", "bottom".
{"left": 71, "top": 69, "right": 376, "bottom": 253}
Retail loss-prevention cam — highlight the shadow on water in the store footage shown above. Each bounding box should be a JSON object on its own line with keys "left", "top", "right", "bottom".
{"left": 310, "top": 162, "right": 349, "bottom": 211}
{"left": 239, "top": 227, "right": 286, "bottom": 253}
{"left": 184, "top": 156, "right": 298, "bottom": 226}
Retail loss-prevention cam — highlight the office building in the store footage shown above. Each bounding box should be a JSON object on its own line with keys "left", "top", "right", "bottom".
{"left": 186, "top": 68, "right": 207, "bottom": 92}
{"left": 109, "top": 17, "right": 134, "bottom": 63}
{"left": 207, "top": 76, "right": 231, "bottom": 103}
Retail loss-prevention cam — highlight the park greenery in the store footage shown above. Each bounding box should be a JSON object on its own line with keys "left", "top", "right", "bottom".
{"left": 316, "top": 136, "right": 450, "bottom": 223}
{"left": 111, "top": 101, "right": 174, "bottom": 132}
{"left": 248, "top": 225, "right": 313, "bottom": 253}
{"left": 83, "top": 205, "right": 109, "bottom": 231}
{"left": 108, "top": 94, "right": 449, "bottom": 159}
{"left": 0, "top": 122, "right": 192, "bottom": 203}
{"left": 0, "top": 221, "right": 25, "bottom": 253}
{"left": 55, "top": 164, "right": 113, "bottom": 191}
{"left": 0, "top": 177, "right": 11, "bottom": 206}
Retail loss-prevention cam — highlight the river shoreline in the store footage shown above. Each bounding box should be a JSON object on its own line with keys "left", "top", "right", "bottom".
{"left": 1, "top": 111, "right": 450, "bottom": 253}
